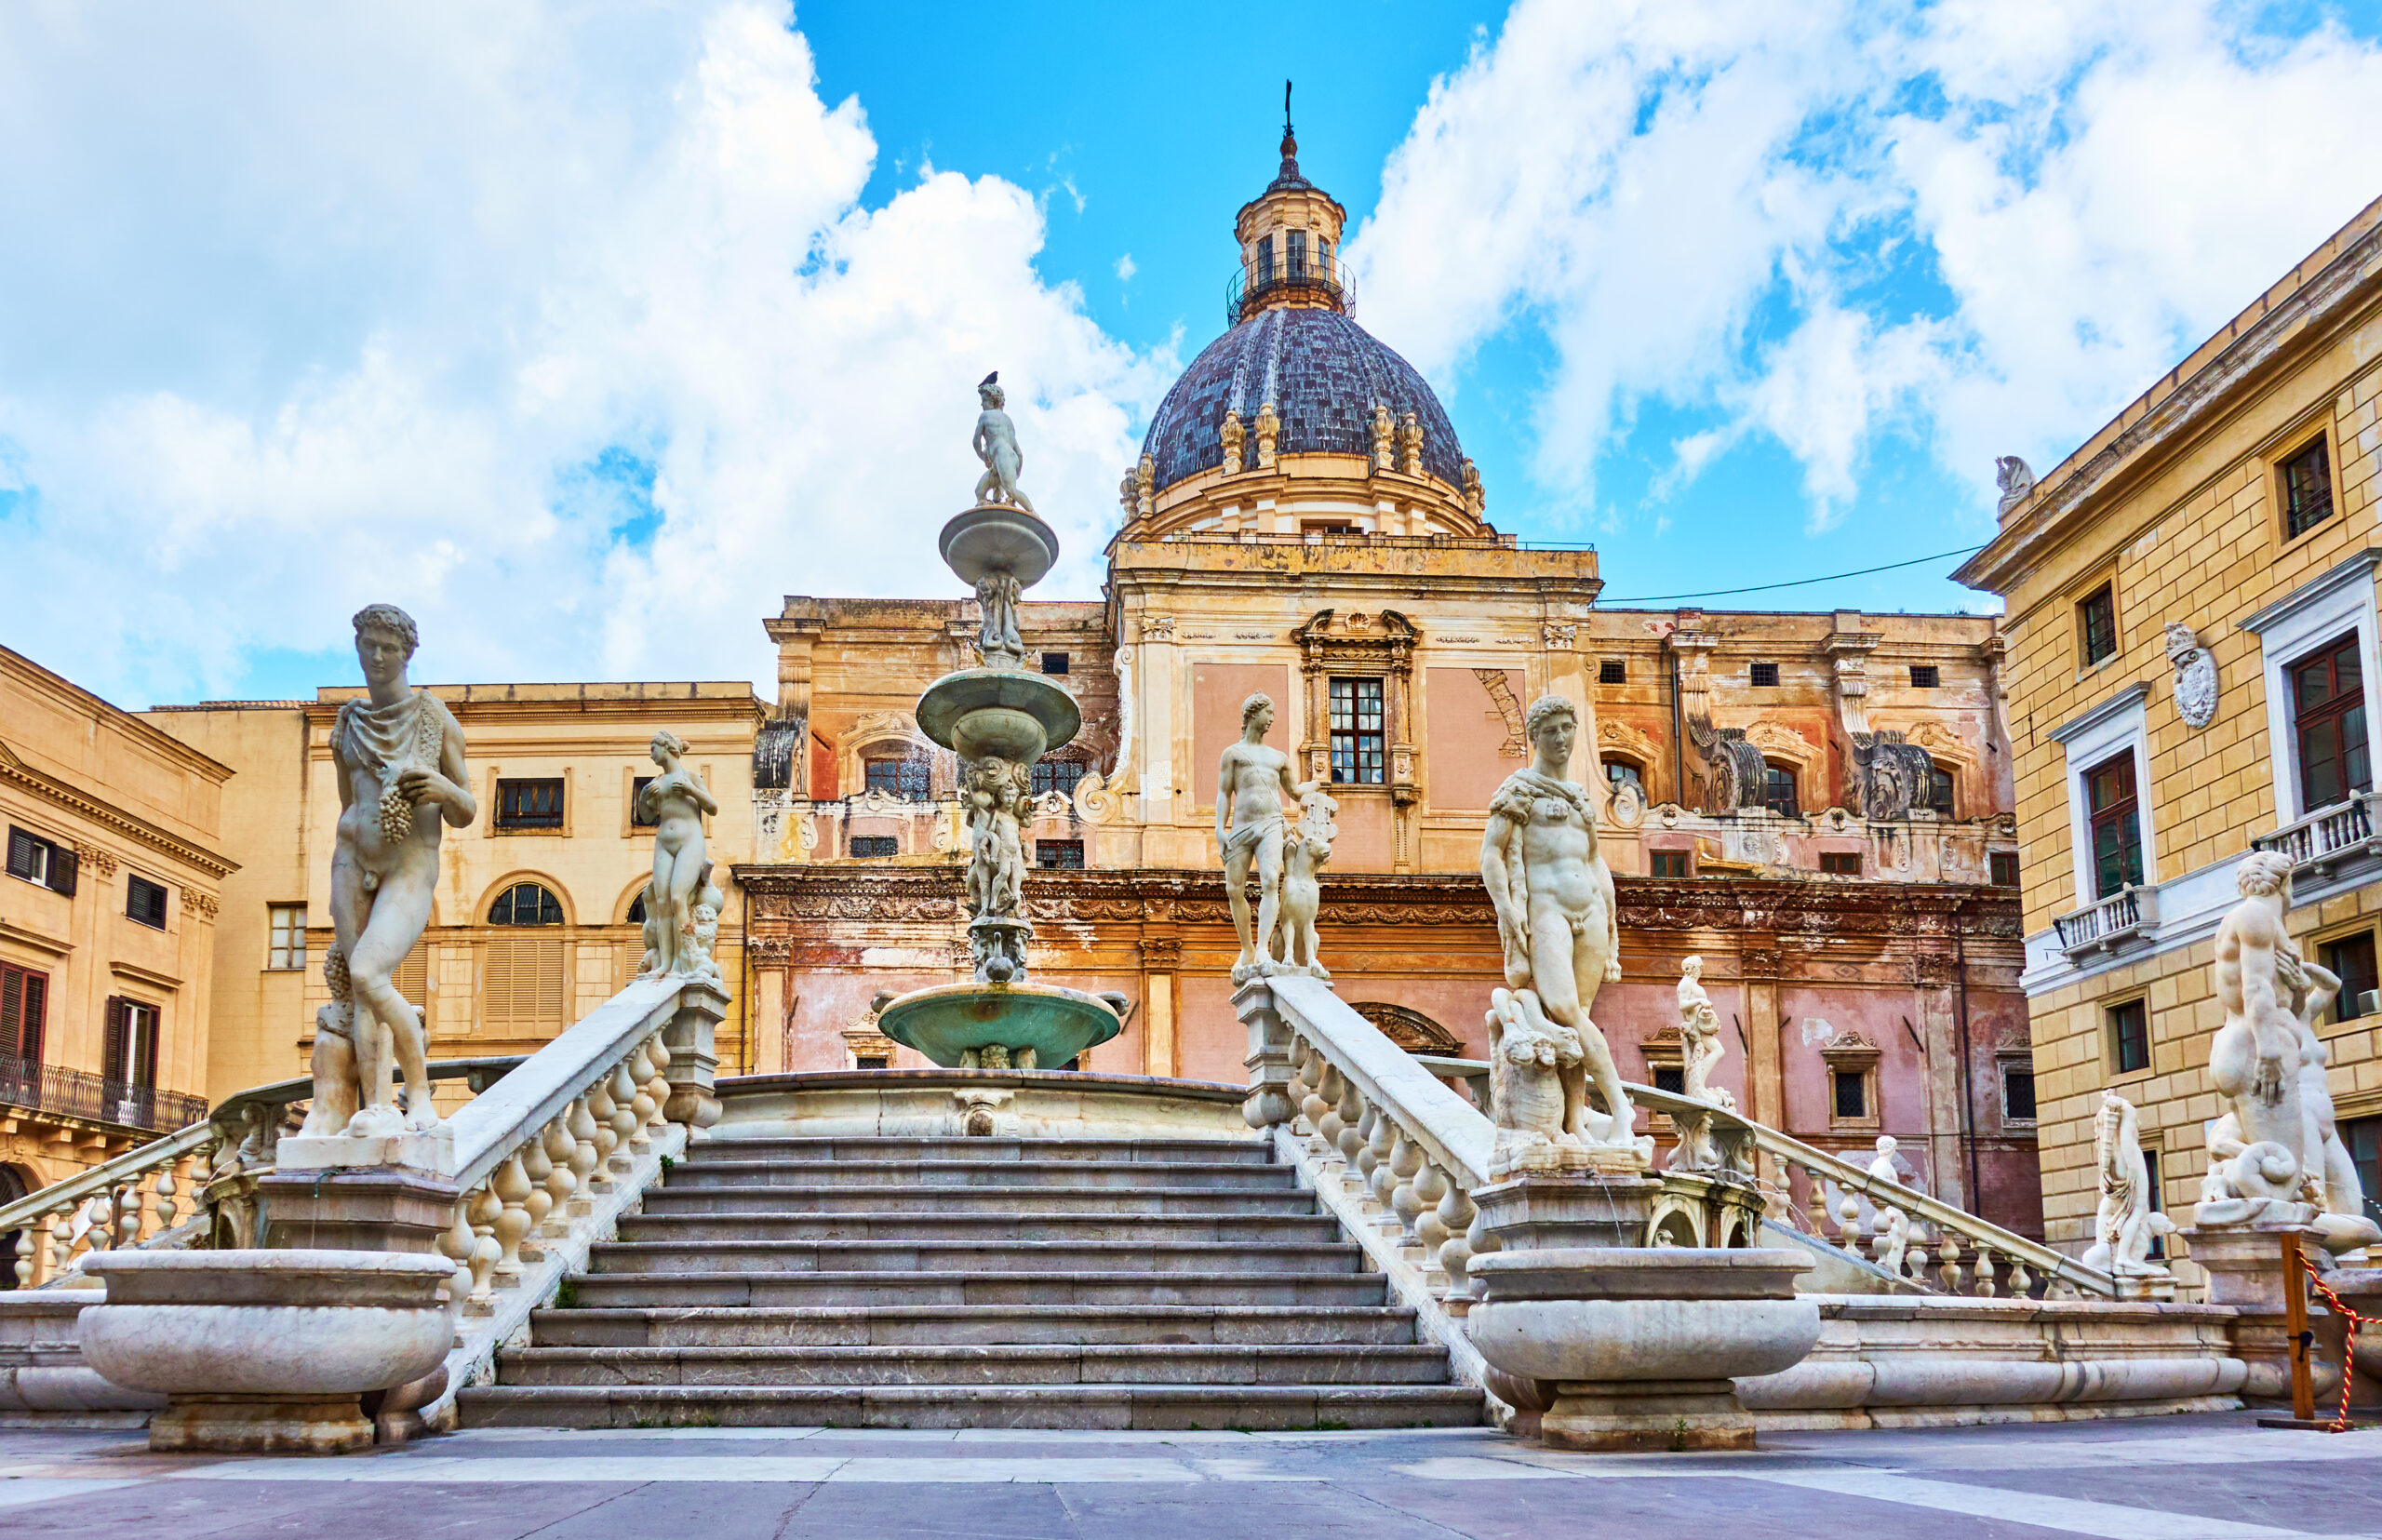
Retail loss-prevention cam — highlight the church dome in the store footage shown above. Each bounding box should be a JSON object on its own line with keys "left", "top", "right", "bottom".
{"left": 1139, "top": 305, "right": 1465, "bottom": 494}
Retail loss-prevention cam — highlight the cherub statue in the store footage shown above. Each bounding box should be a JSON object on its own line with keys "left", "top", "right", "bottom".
{"left": 971, "top": 371, "right": 1035, "bottom": 514}
{"left": 963, "top": 757, "right": 1029, "bottom": 920}
{"left": 636, "top": 730, "right": 721, "bottom": 979}
{"left": 1270, "top": 785, "right": 1338, "bottom": 978}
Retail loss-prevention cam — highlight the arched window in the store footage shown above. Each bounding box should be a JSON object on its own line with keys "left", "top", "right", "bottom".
{"left": 1604, "top": 757, "right": 1645, "bottom": 793}
{"left": 1032, "top": 757, "right": 1087, "bottom": 799}
{"left": 488, "top": 882, "right": 564, "bottom": 927}
{"left": 1928, "top": 763, "right": 1956, "bottom": 819}
{"left": 1761, "top": 762, "right": 1800, "bottom": 819}
{"left": 626, "top": 892, "right": 646, "bottom": 925}
{"left": 863, "top": 753, "right": 931, "bottom": 801}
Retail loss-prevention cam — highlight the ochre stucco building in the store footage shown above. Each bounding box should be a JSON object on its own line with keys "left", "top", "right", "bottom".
{"left": 1, "top": 646, "right": 229, "bottom": 1206}
{"left": 1958, "top": 194, "right": 2382, "bottom": 1264}
{"left": 738, "top": 131, "right": 2040, "bottom": 1234}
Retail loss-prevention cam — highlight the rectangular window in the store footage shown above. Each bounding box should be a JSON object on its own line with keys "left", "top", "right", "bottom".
{"left": 1652, "top": 1065, "right": 1685, "bottom": 1095}
{"left": 103, "top": 997, "right": 160, "bottom": 1091}
{"left": 6, "top": 826, "right": 75, "bottom": 896}
{"left": 2109, "top": 998, "right": 2149, "bottom": 1074}
{"left": 2345, "top": 1116, "right": 2382, "bottom": 1233}
{"left": 849, "top": 836, "right": 899, "bottom": 859}
{"left": 1649, "top": 850, "right": 1692, "bottom": 878}
{"left": 1287, "top": 229, "right": 1308, "bottom": 279}
{"left": 127, "top": 874, "right": 169, "bottom": 930}
{"left": 1928, "top": 766, "right": 1956, "bottom": 819}
{"left": 1040, "top": 651, "right": 1070, "bottom": 676}
{"left": 2142, "top": 1146, "right": 2167, "bottom": 1258}
{"left": 2078, "top": 583, "right": 2117, "bottom": 666}
{"left": 496, "top": 777, "right": 566, "bottom": 830}
{"left": 2001, "top": 1062, "right": 2037, "bottom": 1122}
{"left": 1909, "top": 664, "right": 1940, "bottom": 689}
{"left": 1030, "top": 759, "right": 1086, "bottom": 798}
{"left": 1255, "top": 234, "right": 1274, "bottom": 283}
{"left": 1819, "top": 852, "right": 1862, "bottom": 876}
{"left": 1302, "top": 521, "right": 1360, "bottom": 537}
{"left": 2282, "top": 435, "right": 2335, "bottom": 539}
{"left": 1, "top": 962, "right": 47, "bottom": 1065}
{"left": 1832, "top": 1070, "right": 1867, "bottom": 1119}
{"left": 267, "top": 904, "right": 307, "bottom": 971}
{"left": 863, "top": 757, "right": 931, "bottom": 801}
{"left": 1990, "top": 851, "right": 2020, "bottom": 888}
{"left": 1036, "top": 839, "right": 1085, "bottom": 870}
{"left": 631, "top": 775, "right": 659, "bottom": 828}
{"left": 1599, "top": 660, "right": 1626, "bottom": 685}
{"left": 854, "top": 1054, "right": 889, "bottom": 1070}
{"left": 2084, "top": 751, "right": 2143, "bottom": 900}
{"left": 1749, "top": 661, "right": 1780, "bottom": 688}
{"left": 2322, "top": 931, "right": 2379, "bottom": 1024}
{"left": 2291, "top": 634, "right": 2370, "bottom": 813}
{"left": 1762, "top": 764, "right": 1799, "bottom": 819}
{"left": 1328, "top": 676, "right": 1386, "bottom": 785}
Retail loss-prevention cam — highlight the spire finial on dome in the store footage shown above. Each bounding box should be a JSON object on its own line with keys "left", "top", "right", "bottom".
{"left": 1282, "top": 79, "right": 1295, "bottom": 161}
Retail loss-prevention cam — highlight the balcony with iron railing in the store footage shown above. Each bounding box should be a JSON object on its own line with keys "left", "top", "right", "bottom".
{"left": 2053, "top": 883, "right": 2158, "bottom": 958}
{"left": 0, "top": 1054, "right": 208, "bottom": 1133}
{"left": 1225, "top": 248, "right": 1353, "bottom": 326}
{"left": 2253, "top": 789, "right": 2382, "bottom": 882}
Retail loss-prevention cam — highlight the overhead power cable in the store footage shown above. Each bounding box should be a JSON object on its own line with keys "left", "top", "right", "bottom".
{"left": 1595, "top": 543, "right": 1987, "bottom": 606}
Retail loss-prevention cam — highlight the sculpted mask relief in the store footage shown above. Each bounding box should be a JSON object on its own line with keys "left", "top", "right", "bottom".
{"left": 1479, "top": 694, "right": 1651, "bottom": 1176}
{"left": 296, "top": 605, "right": 477, "bottom": 1155}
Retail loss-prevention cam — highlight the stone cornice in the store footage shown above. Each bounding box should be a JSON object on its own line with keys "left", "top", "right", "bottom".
{"left": 0, "top": 740, "right": 238, "bottom": 881}
{"left": 2, "top": 646, "right": 237, "bottom": 785}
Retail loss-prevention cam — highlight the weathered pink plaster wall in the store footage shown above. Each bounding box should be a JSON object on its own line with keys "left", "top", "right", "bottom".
{"left": 1191, "top": 663, "right": 1292, "bottom": 817}
{"left": 1425, "top": 666, "right": 1527, "bottom": 812}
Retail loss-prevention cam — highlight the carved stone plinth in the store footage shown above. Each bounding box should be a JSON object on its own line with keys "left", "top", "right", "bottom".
{"left": 257, "top": 1167, "right": 462, "bottom": 1255}
{"left": 275, "top": 1124, "right": 454, "bottom": 1177}
{"left": 661, "top": 985, "right": 727, "bottom": 1132}
{"left": 2183, "top": 1220, "right": 2336, "bottom": 1403}
{"left": 1471, "top": 1173, "right": 1662, "bottom": 1252}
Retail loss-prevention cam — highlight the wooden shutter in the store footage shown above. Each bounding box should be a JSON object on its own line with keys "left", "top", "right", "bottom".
{"left": 136, "top": 1003, "right": 159, "bottom": 1090}
{"left": 48, "top": 844, "right": 75, "bottom": 897}
{"left": 391, "top": 945, "right": 429, "bottom": 1013}
{"left": 20, "top": 970, "right": 45, "bottom": 1065}
{"left": 0, "top": 965, "right": 22, "bottom": 1061}
{"left": 483, "top": 937, "right": 565, "bottom": 1036}
{"left": 102, "top": 997, "right": 127, "bottom": 1085}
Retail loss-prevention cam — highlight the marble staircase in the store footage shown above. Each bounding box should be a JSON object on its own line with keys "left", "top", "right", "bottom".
{"left": 456, "top": 1134, "right": 1484, "bottom": 1430}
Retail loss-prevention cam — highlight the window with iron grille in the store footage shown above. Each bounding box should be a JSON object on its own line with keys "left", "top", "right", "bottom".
{"left": 2322, "top": 931, "right": 2379, "bottom": 1024}
{"left": 267, "top": 904, "right": 307, "bottom": 970}
{"left": 1762, "top": 763, "right": 1799, "bottom": 818}
{"left": 7, "top": 826, "right": 74, "bottom": 896}
{"left": 2142, "top": 1147, "right": 2168, "bottom": 1256}
{"left": 127, "top": 874, "right": 169, "bottom": 930}
{"left": 2001, "top": 1061, "right": 2037, "bottom": 1122}
{"left": 1749, "top": 661, "right": 1779, "bottom": 688}
{"left": 1, "top": 961, "right": 47, "bottom": 1066}
{"left": 1928, "top": 765, "right": 1956, "bottom": 818}
{"left": 2282, "top": 436, "right": 2335, "bottom": 539}
{"left": 2109, "top": 998, "right": 2149, "bottom": 1074}
{"left": 1040, "top": 651, "right": 1070, "bottom": 676}
{"left": 1329, "top": 677, "right": 1385, "bottom": 785}
{"left": 1819, "top": 852, "right": 1862, "bottom": 876}
{"left": 1832, "top": 1071, "right": 1867, "bottom": 1119}
{"left": 1652, "top": 1065, "right": 1685, "bottom": 1095}
{"left": 1599, "top": 660, "right": 1626, "bottom": 685}
{"left": 487, "top": 881, "right": 564, "bottom": 926}
{"left": 1909, "top": 664, "right": 1940, "bottom": 689}
{"left": 1990, "top": 851, "right": 2020, "bottom": 888}
{"left": 1649, "top": 850, "right": 1692, "bottom": 878}
{"left": 2085, "top": 751, "right": 2143, "bottom": 899}
{"left": 1036, "top": 839, "right": 1085, "bottom": 870}
{"left": 855, "top": 1055, "right": 889, "bottom": 1070}
{"left": 2291, "top": 634, "right": 2369, "bottom": 813}
{"left": 1031, "top": 759, "right": 1086, "bottom": 799}
{"left": 863, "top": 756, "right": 932, "bottom": 801}
{"left": 496, "top": 777, "right": 565, "bottom": 830}
{"left": 2078, "top": 583, "right": 2117, "bottom": 666}
{"left": 850, "top": 836, "right": 898, "bottom": 859}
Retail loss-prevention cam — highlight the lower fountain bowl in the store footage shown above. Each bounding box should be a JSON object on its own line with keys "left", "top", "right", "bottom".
{"left": 917, "top": 669, "right": 1081, "bottom": 764}
{"left": 877, "top": 980, "right": 1124, "bottom": 1070}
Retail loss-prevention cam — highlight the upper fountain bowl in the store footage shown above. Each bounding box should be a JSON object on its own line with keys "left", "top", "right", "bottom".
{"left": 917, "top": 667, "right": 1080, "bottom": 764}
{"left": 877, "top": 979, "right": 1125, "bottom": 1069}
{"left": 942, "top": 503, "right": 1058, "bottom": 587}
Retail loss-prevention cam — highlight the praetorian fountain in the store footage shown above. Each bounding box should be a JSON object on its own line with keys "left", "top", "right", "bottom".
{"left": 874, "top": 373, "right": 1128, "bottom": 1070}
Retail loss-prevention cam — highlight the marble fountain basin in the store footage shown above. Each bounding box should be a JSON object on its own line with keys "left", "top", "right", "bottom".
{"left": 917, "top": 668, "right": 1080, "bottom": 765}
{"left": 877, "top": 980, "right": 1124, "bottom": 1070}
{"left": 940, "top": 502, "right": 1058, "bottom": 587}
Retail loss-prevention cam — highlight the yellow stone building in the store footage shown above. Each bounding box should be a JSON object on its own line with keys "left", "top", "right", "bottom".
{"left": 1, "top": 646, "right": 229, "bottom": 1203}
{"left": 144, "top": 682, "right": 764, "bottom": 1102}
{"left": 1956, "top": 194, "right": 2382, "bottom": 1262}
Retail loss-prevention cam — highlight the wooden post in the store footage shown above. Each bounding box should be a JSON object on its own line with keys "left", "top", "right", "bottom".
{"left": 2283, "top": 1230, "right": 2316, "bottom": 1424}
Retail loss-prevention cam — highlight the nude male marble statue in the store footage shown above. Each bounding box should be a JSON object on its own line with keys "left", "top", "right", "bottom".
{"left": 297, "top": 605, "right": 476, "bottom": 1146}
{"left": 972, "top": 372, "right": 1035, "bottom": 514}
{"left": 1216, "top": 693, "right": 1314, "bottom": 984}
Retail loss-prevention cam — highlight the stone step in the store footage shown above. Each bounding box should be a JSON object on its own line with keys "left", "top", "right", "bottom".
{"left": 565, "top": 1270, "right": 1394, "bottom": 1309}
{"left": 639, "top": 1183, "right": 1318, "bottom": 1216}
{"left": 529, "top": 1304, "right": 1424, "bottom": 1348}
{"left": 686, "top": 1137, "right": 1271, "bottom": 1167}
{"left": 588, "top": 1239, "right": 1363, "bottom": 1276}
{"left": 455, "top": 1382, "right": 1484, "bottom": 1432}
{"left": 666, "top": 1159, "right": 1296, "bottom": 1191}
{"left": 612, "top": 1212, "right": 1345, "bottom": 1246}
{"left": 496, "top": 1343, "right": 1454, "bottom": 1387}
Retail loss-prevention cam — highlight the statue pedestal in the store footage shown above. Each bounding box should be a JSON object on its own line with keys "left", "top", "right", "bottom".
{"left": 257, "top": 1166, "right": 461, "bottom": 1256}
{"left": 2183, "top": 1218, "right": 2337, "bottom": 1403}
{"left": 276, "top": 1123, "right": 454, "bottom": 1177}
{"left": 1472, "top": 1173, "right": 1661, "bottom": 1252}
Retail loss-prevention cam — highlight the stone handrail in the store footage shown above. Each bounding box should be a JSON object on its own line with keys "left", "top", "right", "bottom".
{"left": 4, "top": 1056, "right": 532, "bottom": 1290}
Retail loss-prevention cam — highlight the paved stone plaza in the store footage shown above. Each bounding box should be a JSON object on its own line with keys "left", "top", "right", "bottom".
{"left": 2, "top": 1412, "right": 2377, "bottom": 1539}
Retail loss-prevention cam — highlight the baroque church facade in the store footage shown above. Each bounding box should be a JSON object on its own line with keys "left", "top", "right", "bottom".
{"left": 736, "top": 129, "right": 2040, "bottom": 1235}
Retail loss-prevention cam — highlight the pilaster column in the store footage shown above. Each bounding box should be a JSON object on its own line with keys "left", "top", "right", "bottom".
{"left": 1142, "top": 934, "right": 1182, "bottom": 1078}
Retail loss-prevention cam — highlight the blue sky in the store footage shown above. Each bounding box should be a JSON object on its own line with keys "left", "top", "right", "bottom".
{"left": 2, "top": 1, "right": 2379, "bottom": 703}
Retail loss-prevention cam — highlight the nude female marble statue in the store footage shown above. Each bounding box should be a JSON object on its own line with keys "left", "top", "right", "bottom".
{"left": 299, "top": 605, "right": 475, "bottom": 1144}
{"left": 636, "top": 730, "right": 721, "bottom": 979}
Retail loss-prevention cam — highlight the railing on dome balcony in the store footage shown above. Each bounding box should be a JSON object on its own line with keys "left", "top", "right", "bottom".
{"left": 1149, "top": 530, "right": 1529, "bottom": 552}
{"left": 1225, "top": 249, "right": 1353, "bottom": 326}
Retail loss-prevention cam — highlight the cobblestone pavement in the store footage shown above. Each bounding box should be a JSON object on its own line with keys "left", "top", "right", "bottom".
{"left": 3, "top": 1411, "right": 2378, "bottom": 1538}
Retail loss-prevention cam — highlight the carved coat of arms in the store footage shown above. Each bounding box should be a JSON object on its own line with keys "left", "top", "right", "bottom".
{"left": 2165, "top": 623, "right": 2217, "bottom": 730}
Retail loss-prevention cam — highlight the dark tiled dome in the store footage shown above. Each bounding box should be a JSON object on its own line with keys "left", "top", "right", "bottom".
{"left": 1140, "top": 307, "right": 1465, "bottom": 493}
